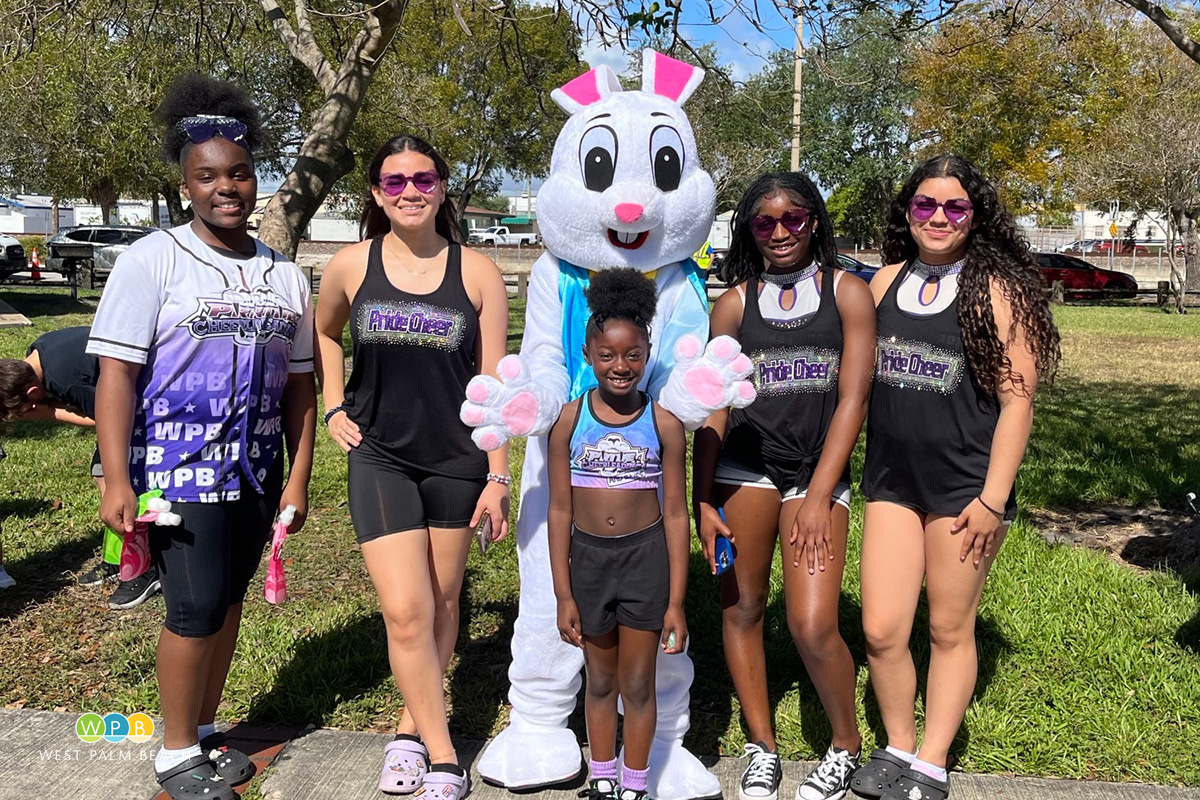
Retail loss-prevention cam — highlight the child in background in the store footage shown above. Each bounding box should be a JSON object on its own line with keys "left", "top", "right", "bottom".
{"left": 548, "top": 268, "right": 692, "bottom": 800}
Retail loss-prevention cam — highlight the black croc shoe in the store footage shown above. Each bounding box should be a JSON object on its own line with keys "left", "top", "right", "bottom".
{"left": 200, "top": 732, "right": 256, "bottom": 786}
{"left": 849, "top": 749, "right": 909, "bottom": 798}
{"left": 879, "top": 768, "right": 949, "bottom": 800}
{"left": 155, "top": 753, "right": 237, "bottom": 799}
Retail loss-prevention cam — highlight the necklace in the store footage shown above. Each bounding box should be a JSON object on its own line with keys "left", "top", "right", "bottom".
{"left": 384, "top": 233, "right": 431, "bottom": 276}
{"left": 760, "top": 260, "right": 819, "bottom": 287}
{"left": 914, "top": 256, "right": 967, "bottom": 278}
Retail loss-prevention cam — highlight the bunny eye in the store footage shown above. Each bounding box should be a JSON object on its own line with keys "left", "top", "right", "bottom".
{"left": 580, "top": 125, "right": 618, "bottom": 192}
{"left": 650, "top": 125, "right": 684, "bottom": 192}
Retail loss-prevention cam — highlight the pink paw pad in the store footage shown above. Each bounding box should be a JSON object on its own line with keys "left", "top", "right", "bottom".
{"left": 711, "top": 339, "right": 735, "bottom": 359}
{"left": 462, "top": 407, "right": 484, "bottom": 426}
{"left": 683, "top": 367, "right": 724, "bottom": 408}
{"left": 731, "top": 354, "right": 752, "bottom": 374}
{"left": 499, "top": 356, "right": 522, "bottom": 380}
{"left": 501, "top": 392, "right": 539, "bottom": 436}
{"left": 478, "top": 432, "right": 500, "bottom": 451}
{"left": 466, "top": 382, "right": 489, "bottom": 403}
{"left": 676, "top": 337, "right": 701, "bottom": 360}
{"left": 737, "top": 382, "right": 756, "bottom": 401}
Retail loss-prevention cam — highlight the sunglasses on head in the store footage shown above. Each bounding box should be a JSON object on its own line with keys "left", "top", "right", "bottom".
{"left": 379, "top": 171, "right": 440, "bottom": 196}
{"left": 749, "top": 208, "right": 811, "bottom": 240}
{"left": 175, "top": 115, "right": 248, "bottom": 147}
{"left": 909, "top": 194, "right": 974, "bottom": 224}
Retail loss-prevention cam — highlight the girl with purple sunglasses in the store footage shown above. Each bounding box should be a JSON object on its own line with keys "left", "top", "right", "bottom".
{"left": 693, "top": 172, "right": 876, "bottom": 800}
{"left": 852, "top": 155, "right": 1060, "bottom": 800}
{"left": 314, "top": 134, "right": 510, "bottom": 800}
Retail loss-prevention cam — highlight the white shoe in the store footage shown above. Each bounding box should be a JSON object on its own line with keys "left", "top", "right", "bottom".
{"left": 0, "top": 568, "right": 15, "bottom": 589}
{"left": 738, "top": 742, "right": 782, "bottom": 800}
{"left": 797, "top": 747, "right": 859, "bottom": 800}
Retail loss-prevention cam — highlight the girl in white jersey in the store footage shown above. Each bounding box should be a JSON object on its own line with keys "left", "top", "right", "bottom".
{"left": 90, "top": 75, "right": 316, "bottom": 800}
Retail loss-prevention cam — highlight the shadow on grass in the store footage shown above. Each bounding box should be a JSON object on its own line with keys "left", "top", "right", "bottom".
{"left": 855, "top": 597, "right": 1010, "bottom": 768}
{"left": 0, "top": 290, "right": 95, "bottom": 318}
{"left": 445, "top": 573, "right": 521, "bottom": 740}
{"left": 1025, "top": 378, "right": 1200, "bottom": 509}
{"left": 0, "top": 498, "right": 93, "bottom": 620}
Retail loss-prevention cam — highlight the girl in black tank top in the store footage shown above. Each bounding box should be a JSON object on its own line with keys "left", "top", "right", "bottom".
{"left": 853, "top": 156, "right": 1059, "bottom": 800}
{"left": 344, "top": 236, "right": 486, "bottom": 477}
{"left": 313, "top": 136, "right": 511, "bottom": 800}
{"left": 692, "top": 174, "right": 877, "bottom": 800}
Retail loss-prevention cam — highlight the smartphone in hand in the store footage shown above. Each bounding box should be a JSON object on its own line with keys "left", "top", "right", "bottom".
{"left": 714, "top": 508, "right": 735, "bottom": 575}
{"left": 476, "top": 512, "right": 493, "bottom": 555}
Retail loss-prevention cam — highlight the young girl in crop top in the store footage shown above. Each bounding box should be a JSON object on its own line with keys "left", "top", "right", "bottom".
{"left": 547, "top": 268, "right": 690, "bottom": 800}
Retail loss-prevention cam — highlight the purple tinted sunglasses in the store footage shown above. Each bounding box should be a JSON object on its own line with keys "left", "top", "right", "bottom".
{"left": 175, "top": 116, "right": 248, "bottom": 148}
{"left": 379, "top": 171, "right": 440, "bottom": 196}
{"left": 910, "top": 194, "right": 974, "bottom": 224}
{"left": 749, "top": 208, "right": 811, "bottom": 240}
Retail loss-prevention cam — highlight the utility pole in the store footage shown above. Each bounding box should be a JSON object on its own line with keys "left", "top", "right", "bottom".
{"left": 790, "top": 10, "right": 804, "bottom": 171}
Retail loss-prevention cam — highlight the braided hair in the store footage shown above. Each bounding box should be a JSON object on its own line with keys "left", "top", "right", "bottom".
{"left": 883, "top": 154, "right": 1061, "bottom": 395}
{"left": 585, "top": 268, "right": 658, "bottom": 342}
{"left": 718, "top": 172, "right": 838, "bottom": 287}
{"left": 156, "top": 73, "right": 262, "bottom": 165}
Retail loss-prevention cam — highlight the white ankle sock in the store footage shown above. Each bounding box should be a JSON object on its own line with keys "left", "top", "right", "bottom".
{"left": 197, "top": 723, "right": 217, "bottom": 742}
{"left": 911, "top": 757, "right": 948, "bottom": 782}
{"left": 155, "top": 744, "right": 203, "bottom": 773}
{"left": 885, "top": 745, "right": 916, "bottom": 763}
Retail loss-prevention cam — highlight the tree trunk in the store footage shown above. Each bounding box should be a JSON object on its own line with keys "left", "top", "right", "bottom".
{"left": 1183, "top": 208, "right": 1200, "bottom": 293}
{"left": 50, "top": 198, "right": 59, "bottom": 236}
{"left": 256, "top": 0, "right": 409, "bottom": 260}
{"left": 160, "top": 181, "right": 190, "bottom": 227}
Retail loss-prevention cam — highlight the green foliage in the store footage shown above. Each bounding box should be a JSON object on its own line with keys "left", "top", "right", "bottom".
{"left": 799, "top": 8, "right": 918, "bottom": 244}
{"left": 16, "top": 235, "right": 44, "bottom": 255}
{"left": 347, "top": 1, "right": 582, "bottom": 218}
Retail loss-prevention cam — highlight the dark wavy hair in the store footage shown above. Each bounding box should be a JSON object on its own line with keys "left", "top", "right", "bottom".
{"left": 585, "top": 268, "right": 658, "bottom": 341}
{"left": 883, "top": 154, "right": 1060, "bottom": 394}
{"left": 718, "top": 172, "right": 838, "bottom": 286}
{"left": 360, "top": 135, "right": 462, "bottom": 243}
{"left": 0, "top": 359, "right": 38, "bottom": 423}
{"left": 156, "top": 73, "right": 262, "bottom": 165}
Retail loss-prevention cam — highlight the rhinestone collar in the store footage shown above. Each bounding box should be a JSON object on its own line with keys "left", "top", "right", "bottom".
{"left": 914, "top": 256, "right": 967, "bottom": 278}
{"left": 760, "top": 261, "right": 819, "bottom": 287}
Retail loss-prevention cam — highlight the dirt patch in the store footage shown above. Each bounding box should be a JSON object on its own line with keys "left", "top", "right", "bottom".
{"left": 1029, "top": 505, "right": 1200, "bottom": 573}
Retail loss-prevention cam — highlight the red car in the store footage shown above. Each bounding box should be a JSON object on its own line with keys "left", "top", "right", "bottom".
{"left": 1036, "top": 252, "right": 1139, "bottom": 299}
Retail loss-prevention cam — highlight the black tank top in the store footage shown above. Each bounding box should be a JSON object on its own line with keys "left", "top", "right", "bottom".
{"left": 344, "top": 238, "right": 487, "bottom": 478}
{"left": 722, "top": 267, "right": 849, "bottom": 490}
{"left": 862, "top": 261, "right": 1016, "bottom": 516}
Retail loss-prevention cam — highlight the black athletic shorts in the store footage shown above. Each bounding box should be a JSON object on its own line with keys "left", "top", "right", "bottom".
{"left": 570, "top": 517, "right": 669, "bottom": 636}
{"left": 347, "top": 446, "right": 486, "bottom": 544}
{"left": 151, "top": 458, "right": 283, "bottom": 638}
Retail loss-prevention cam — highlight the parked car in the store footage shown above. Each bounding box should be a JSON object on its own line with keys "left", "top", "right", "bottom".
{"left": 837, "top": 253, "right": 880, "bottom": 283}
{"left": 0, "top": 233, "right": 26, "bottom": 278}
{"left": 1094, "top": 240, "right": 1149, "bottom": 255}
{"left": 1035, "top": 252, "right": 1138, "bottom": 299}
{"left": 469, "top": 225, "right": 539, "bottom": 245}
{"left": 46, "top": 225, "right": 157, "bottom": 287}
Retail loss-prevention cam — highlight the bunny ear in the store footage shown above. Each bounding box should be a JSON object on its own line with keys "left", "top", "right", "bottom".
{"left": 551, "top": 64, "right": 622, "bottom": 114}
{"left": 641, "top": 49, "right": 705, "bottom": 105}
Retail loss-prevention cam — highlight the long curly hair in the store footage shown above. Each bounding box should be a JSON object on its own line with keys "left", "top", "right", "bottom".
{"left": 585, "top": 268, "right": 658, "bottom": 341}
{"left": 883, "top": 154, "right": 1060, "bottom": 394}
{"left": 360, "top": 134, "right": 462, "bottom": 244}
{"left": 156, "top": 73, "right": 263, "bottom": 164}
{"left": 718, "top": 172, "right": 838, "bottom": 287}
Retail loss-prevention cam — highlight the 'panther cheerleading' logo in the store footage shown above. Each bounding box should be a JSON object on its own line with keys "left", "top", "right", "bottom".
{"left": 182, "top": 286, "right": 300, "bottom": 345}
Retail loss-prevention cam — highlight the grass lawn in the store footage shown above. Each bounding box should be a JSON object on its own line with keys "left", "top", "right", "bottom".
{"left": 0, "top": 290, "right": 1197, "bottom": 787}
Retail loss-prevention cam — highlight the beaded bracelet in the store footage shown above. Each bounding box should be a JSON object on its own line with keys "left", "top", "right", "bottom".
{"left": 487, "top": 473, "right": 512, "bottom": 486}
{"left": 323, "top": 405, "right": 344, "bottom": 425}
{"left": 977, "top": 495, "right": 1003, "bottom": 516}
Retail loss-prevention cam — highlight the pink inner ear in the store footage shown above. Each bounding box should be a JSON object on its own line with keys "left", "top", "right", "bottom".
{"left": 653, "top": 52, "right": 696, "bottom": 102}
{"left": 558, "top": 69, "right": 602, "bottom": 107}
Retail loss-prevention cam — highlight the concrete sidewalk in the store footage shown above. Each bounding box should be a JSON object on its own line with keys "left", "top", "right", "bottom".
{"left": 0, "top": 709, "right": 1192, "bottom": 800}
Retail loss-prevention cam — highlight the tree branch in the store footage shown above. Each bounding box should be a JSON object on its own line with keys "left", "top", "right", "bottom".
{"left": 1120, "top": 0, "right": 1200, "bottom": 65}
{"left": 256, "top": 0, "right": 336, "bottom": 94}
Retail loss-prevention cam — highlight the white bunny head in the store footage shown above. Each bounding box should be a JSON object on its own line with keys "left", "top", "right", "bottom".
{"left": 536, "top": 50, "right": 717, "bottom": 273}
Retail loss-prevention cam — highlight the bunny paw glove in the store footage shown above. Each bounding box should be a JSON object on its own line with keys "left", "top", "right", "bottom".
{"left": 657, "top": 334, "right": 756, "bottom": 430}
{"left": 461, "top": 354, "right": 563, "bottom": 451}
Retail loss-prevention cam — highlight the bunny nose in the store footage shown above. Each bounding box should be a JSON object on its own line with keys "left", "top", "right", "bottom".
{"left": 614, "top": 203, "right": 644, "bottom": 223}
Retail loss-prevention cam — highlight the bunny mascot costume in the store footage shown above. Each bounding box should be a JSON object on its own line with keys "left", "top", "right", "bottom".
{"left": 462, "top": 51, "right": 755, "bottom": 800}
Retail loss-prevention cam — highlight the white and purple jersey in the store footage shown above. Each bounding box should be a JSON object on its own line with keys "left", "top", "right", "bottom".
{"left": 569, "top": 391, "right": 663, "bottom": 490}
{"left": 87, "top": 226, "right": 314, "bottom": 503}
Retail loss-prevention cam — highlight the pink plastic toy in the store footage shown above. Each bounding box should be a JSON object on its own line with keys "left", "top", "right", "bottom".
{"left": 120, "top": 493, "right": 182, "bottom": 582}
{"left": 265, "top": 505, "right": 297, "bottom": 604}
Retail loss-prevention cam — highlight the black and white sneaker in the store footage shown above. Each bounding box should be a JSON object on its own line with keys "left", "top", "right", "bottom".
{"left": 79, "top": 561, "right": 120, "bottom": 587}
{"left": 107, "top": 566, "right": 161, "bottom": 609}
{"left": 617, "top": 789, "right": 648, "bottom": 800}
{"left": 739, "top": 741, "right": 783, "bottom": 800}
{"left": 578, "top": 778, "right": 619, "bottom": 800}
{"left": 797, "top": 746, "right": 858, "bottom": 800}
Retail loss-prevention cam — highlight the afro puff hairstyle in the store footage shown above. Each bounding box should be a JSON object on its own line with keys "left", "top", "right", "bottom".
{"left": 156, "top": 73, "right": 263, "bottom": 165}
{"left": 585, "top": 268, "right": 658, "bottom": 341}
